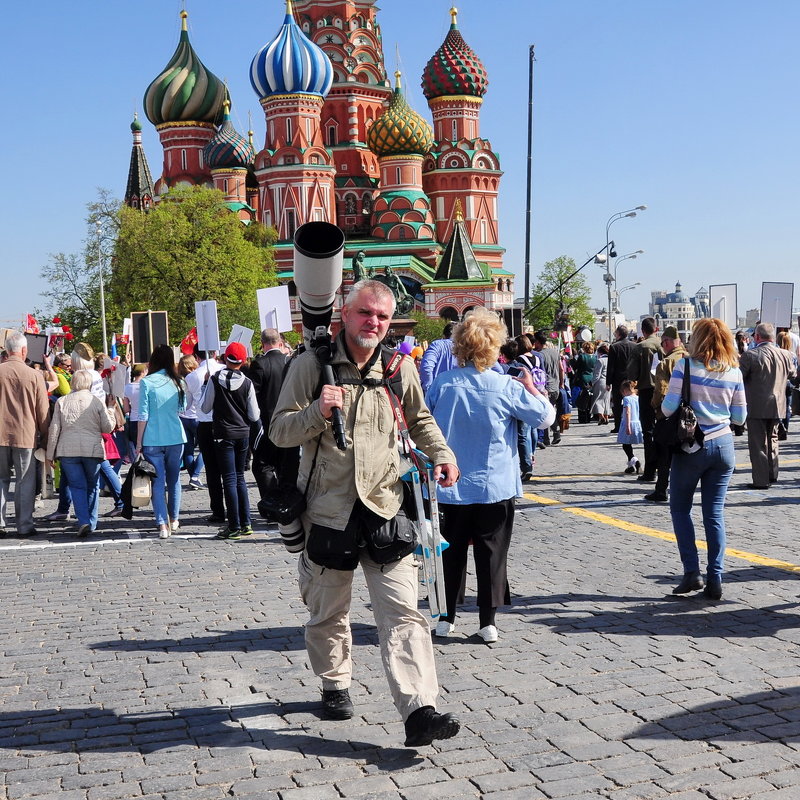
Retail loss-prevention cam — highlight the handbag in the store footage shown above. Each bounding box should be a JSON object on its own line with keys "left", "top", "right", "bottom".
{"left": 653, "top": 358, "right": 704, "bottom": 452}
{"left": 130, "top": 453, "right": 156, "bottom": 508}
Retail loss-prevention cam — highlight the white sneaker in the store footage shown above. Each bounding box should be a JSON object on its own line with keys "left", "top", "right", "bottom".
{"left": 158, "top": 526, "right": 170, "bottom": 539}
{"left": 434, "top": 620, "right": 455, "bottom": 637}
{"left": 477, "top": 625, "right": 498, "bottom": 643}
{"left": 170, "top": 519, "right": 180, "bottom": 532}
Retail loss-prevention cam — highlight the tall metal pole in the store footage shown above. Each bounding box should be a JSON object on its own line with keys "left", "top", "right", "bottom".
{"left": 523, "top": 44, "right": 535, "bottom": 310}
{"left": 96, "top": 223, "right": 109, "bottom": 355}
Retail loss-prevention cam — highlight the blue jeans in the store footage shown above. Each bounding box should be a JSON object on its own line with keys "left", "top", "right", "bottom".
{"left": 180, "top": 417, "right": 204, "bottom": 480}
{"left": 669, "top": 434, "right": 735, "bottom": 580}
{"left": 215, "top": 437, "right": 250, "bottom": 531}
{"left": 57, "top": 468, "right": 72, "bottom": 514}
{"left": 517, "top": 421, "right": 533, "bottom": 474}
{"left": 99, "top": 460, "right": 123, "bottom": 508}
{"left": 142, "top": 444, "right": 183, "bottom": 526}
{"left": 60, "top": 456, "right": 102, "bottom": 530}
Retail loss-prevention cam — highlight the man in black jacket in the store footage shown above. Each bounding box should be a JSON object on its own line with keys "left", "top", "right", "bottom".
{"left": 606, "top": 325, "right": 636, "bottom": 433}
{"left": 248, "top": 328, "right": 298, "bottom": 506}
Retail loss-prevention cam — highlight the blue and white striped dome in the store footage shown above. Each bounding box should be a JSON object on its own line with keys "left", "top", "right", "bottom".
{"left": 250, "top": 1, "right": 334, "bottom": 99}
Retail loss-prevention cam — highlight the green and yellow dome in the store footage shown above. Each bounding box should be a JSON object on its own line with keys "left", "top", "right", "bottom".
{"left": 143, "top": 11, "right": 227, "bottom": 126}
{"left": 367, "top": 72, "right": 433, "bottom": 158}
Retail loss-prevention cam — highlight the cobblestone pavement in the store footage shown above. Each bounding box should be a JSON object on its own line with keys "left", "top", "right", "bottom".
{"left": 2, "top": 421, "right": 800, "bottom": 799}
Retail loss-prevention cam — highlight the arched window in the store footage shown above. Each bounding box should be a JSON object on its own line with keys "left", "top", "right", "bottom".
{"left": 439, "top": 306, "right": 458, "bottom": 321}
{"left": 344, "top": 194, "right": 357, "bottom": 215}
{"left": 180, "top": 149, "right": 187, "bottom": 171}
{"left": 361, "top": 193, "right": 373, "bottom": 215}
{"left": 328, "top": 125, "right": 337, "bottom": 146}
{"left": 286, "top": 118, "right": 293, "bottom": 141}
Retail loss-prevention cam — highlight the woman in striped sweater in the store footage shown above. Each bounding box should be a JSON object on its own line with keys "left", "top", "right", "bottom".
{"left": 661, "top": 318, "right": 747, "bottom": 600}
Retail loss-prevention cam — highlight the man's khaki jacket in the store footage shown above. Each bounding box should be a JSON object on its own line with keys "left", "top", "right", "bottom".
{"left": 652, "top": 344, "right": 687, "bottom": 418}
{"left": 270, "top": 334, "right": 456, "bottom": 531}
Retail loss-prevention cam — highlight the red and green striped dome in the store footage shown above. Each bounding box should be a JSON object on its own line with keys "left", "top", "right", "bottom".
{"left": 421, "top": 9, "right": 488, "bottom": 101}
{"left": 367, "top": 73, "right": 433, "bottom": 157}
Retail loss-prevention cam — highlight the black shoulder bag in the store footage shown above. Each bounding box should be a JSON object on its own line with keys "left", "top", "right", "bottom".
{"left": 653, "top": 357, "right": 704, "bottom": 452}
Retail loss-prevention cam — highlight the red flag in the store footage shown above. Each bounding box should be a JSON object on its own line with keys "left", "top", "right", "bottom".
{"left": 25, "top": 314, "right": 39, "bottom": 334}
{"left": 180, "top": 327, "right": 198, "bottom": 355}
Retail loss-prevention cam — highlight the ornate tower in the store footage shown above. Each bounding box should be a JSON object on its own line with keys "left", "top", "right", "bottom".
{"left": 421, "top": 7, "right": 504, "bottom": 272}
{"left": 143, "top": 10, "right": 227, "bottom": 196}
{"left": 203, "top": 99, "right": 256, "bottom": 221}
{"left": 366, "top": 72, "right": 435, "bottom": 242}
{"left": 250, "top": 0, "right": 337, "bottom": 242}
{"left": 291, "top": 0, "right": 391, "bottom": 237}
{"left": 124, "top": 113, "right": 155, "bottom": 210}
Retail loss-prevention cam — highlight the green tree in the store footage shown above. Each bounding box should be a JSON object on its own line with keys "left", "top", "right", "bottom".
{"left": 111, "top": 186, "right": 277, "bottom": 344}
{"left": 37, "top": 190, "right": 123, "bottom": 350}
{"left": 527, "top": 255, "right": 594, "bottom": 333}
{"left": 409, "top": 310, "right": 447, "bottom": 345}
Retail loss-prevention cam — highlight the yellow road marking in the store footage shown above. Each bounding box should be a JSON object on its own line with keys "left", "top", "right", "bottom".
{"left": 524, "top": 493, "right": 800, "bottom": 574}
{"left": 530, "top": 458, "right": 800, "bottom": 481}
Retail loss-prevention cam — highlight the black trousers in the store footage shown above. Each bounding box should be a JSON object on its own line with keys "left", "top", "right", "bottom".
{"left": 638, "top": 388, "right": 657, "bottom": 478}
{"left": 197, "top": 422, "right": 225, "bottom": 519}
{"left": 654, "top": 439, "right": 673, "bottom": 495}
{"left": 440, "top": 500, "right": 514, "bottom": 622}
{"left": 611, "top": 388, "right": 624, "bottom": 430}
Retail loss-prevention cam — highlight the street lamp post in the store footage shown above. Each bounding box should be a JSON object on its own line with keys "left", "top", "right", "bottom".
{"left": 612, "top": 250, "right": 644, "bottom": 308}
{"left": 95, "top": 222, "right": 109, "bottom": 355}
{"left": 604, "top": 205, "right": 646, "bottom": 329}
{"left": 615, "top": 282, "right": 641, "bottom": 314}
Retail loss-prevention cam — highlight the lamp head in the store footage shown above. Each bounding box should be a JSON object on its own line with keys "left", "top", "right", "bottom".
{"left": 609, "top": 248, "right": 618, "bottom": 258}
{"left": 636, "top": 205, "right": 647, "bottom": 210}
{"left": 625, "top": 212, "right": 637, "bottom": 219}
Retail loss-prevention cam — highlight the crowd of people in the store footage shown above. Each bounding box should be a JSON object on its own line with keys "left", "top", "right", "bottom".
{"left": 0, "top": 291, "right": 794, "bottom": 747}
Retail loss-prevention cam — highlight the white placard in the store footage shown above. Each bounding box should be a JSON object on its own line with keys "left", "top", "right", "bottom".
{"left": 257, "top": 286, "right": 292, "bottom": 333}
{"left": 403, "top": 335, "right": 416, "bottom": 346}
{"left": 195, "top": 301, "right": 220, "bottom": 353}
{"left": 760, "top": 282, "right": 794, "bottom": 328}
{"left": 709, "top": 284, "right": 738, "bottom": 330}
{"left": 110, "top": 362, "right": 129, "bottom": 398}
{"left": 228, "top": 325, "right": 255, "bottom": 357}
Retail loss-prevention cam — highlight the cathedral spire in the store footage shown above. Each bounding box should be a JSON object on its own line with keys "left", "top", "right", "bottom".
{"left": 125, "top": 113, "right": 155, "bottom": 210}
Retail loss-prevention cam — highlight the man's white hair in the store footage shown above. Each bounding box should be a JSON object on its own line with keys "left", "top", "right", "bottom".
{"left": 5, "top": 332, "right": 26, "bottom": 354}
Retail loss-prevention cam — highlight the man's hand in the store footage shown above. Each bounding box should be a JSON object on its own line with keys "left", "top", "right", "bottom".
{"left": 318, "top": 385, "right": 345, "bottom": 420}
{"left": 433, "top": 463, "right": 459, "bottom": 487}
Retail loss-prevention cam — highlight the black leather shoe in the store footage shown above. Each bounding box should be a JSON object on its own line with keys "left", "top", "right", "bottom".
{"left": 636, "top": 475, "right": 656, "bottom": 483}
{"left": 644, "top": 492, "right": 668, "bottom": 502}
{"left": 703, "top": 577, "right": 722, "bottom": 600}
{"left": 672, "top": 572, "right": 704, "bottom": 594}
{"left": 321, "top": 689, "right": 354, "bottom": 720}
{"left": 404, "top": 706, "right": 460, "bottom": 747}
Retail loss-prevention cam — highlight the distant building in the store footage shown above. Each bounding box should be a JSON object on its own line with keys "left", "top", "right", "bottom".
{"left": 648, "top": 282, "right": 709, "bottom": 341}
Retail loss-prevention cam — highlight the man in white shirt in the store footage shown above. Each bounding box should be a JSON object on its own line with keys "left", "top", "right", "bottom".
{"left": 184, "top": 351, "right": 225, "bottom": 523}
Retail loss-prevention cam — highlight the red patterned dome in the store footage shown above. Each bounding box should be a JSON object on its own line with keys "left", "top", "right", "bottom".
{"left": 421, "top": 8, "right": 488, "bottom": 101}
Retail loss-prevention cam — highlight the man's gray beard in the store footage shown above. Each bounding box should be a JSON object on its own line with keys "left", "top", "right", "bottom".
{"left": 354, "top": 334, "right": 381, "bottom": 349}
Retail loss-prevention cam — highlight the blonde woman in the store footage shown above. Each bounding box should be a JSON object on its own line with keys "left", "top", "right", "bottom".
{"left": 46, "top": 370, "right": 116, "bottom": 536}
{"left": 177, "top": 354, "right": 204, "bottom": 490}
{"left": 426, "top": 308, "right": 554, "bottom": 642}
{"left": 662, "top": 318, "right": 747, "bottom": 600}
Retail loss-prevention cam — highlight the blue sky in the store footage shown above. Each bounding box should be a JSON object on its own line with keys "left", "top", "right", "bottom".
{"left": 2, "top": 0, "right": 799, "bottom": 329}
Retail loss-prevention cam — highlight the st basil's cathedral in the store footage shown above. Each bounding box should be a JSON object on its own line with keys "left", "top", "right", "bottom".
{"left": 125, "top": 1, "right": 515, "bottom": 326}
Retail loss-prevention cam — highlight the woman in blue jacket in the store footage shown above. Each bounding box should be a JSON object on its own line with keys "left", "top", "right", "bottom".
{"left": 135, "top": 345, "right": 187, "bottom": 539}
{"left": 426, "top": 309, "right": 554, "bottom": 643}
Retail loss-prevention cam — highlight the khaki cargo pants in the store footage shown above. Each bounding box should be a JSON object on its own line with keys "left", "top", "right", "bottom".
{"left": 298, "top": 549, "right": 439, "bottom": 722}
